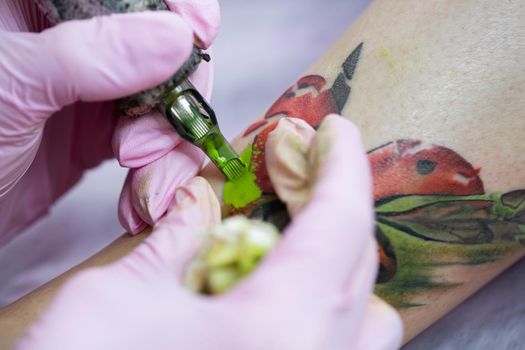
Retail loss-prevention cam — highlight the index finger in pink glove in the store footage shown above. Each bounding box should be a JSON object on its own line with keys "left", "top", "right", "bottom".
{"left": 258, "top": 115, "right": 376, "bottom": 293}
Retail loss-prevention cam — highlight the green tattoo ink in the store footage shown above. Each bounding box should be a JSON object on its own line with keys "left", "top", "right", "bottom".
{"left": 163, "top": 81, "right": 246, "bottom": 180}
{"left": 223, "top": 145, "right": 262, "bottom": 208}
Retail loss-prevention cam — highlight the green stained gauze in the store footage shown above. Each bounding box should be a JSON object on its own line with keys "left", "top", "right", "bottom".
{"left": 185, "top": 216, "right": 280, "bottom": 294}
{"left": 223, "top": 145, "right": 262, "bottom": 208}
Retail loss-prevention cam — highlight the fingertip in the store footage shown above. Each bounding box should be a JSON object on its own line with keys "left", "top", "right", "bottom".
{"left": 355, "top": 296, "right": 404, "bottom": 350}
{"left": 161, "top": 176, "right": 221, "bottom": 231}
{"left": 272, "top": 117, "right": 316, "bottom": 138}
{"left": 165, "top": 0, "right": 221, "bottom": 48}
{"left": 383, "top": 305, "right": 404, "bottom": 348}
{"left": 318, "top": 114, "right": 364, "bottom": 160}
{"left": 128, "top": 143, "right": 205, "bottom": 227}
{"left": 323, "top": 113, "right": 352, "bottom": 125}
{"left": 266, "top": 117, "right": 316, "bottom": 155}
{"left": 312, "top": 114, "right": 372, "bottom": 213}
{"left": 171, "top": 176, "right": 220, "bottom": 214}
{"left": 135, "top": 177, "right": 220, "bottom": 280}
{"left": 320, "top": 114, "right": 364, "bottom": 152}
{"left": 119, "top": 211, "right": 147, "bottom": 235}
{"left": 266, "top": 117, "right": 316, "bottom": 216}
{"left": 262, "top": 114, "right": 374, "bottom": 290}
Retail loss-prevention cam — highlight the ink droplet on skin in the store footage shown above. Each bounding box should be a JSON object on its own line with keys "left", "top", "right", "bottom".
{"left": 375, "top": 48, "right": 396, "bottom": 70}
{"left": 223, "top": 170, "right": 262, "bottom": 209}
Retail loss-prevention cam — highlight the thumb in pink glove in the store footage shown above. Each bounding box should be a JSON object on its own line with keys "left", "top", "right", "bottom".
{"left": 18, "top": 116, "right": 401, "bottom": 350}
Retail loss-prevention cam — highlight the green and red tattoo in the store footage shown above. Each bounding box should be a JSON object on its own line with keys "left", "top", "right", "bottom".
{"left": 227, "top": 43, "right": 525, "bottom": 308}
{"left": 242, "top": 43, "right": 363, "bottom": 193}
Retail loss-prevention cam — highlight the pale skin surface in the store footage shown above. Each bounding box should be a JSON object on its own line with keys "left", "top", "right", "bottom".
{"left": 1, "top": 0, "right": 525, "bottom": 348}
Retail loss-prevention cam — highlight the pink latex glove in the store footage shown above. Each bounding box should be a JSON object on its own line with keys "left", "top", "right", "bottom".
{"left": 0, "top": 0, "right": 220, "bottom": 245}
{"left": 266, "top": 115, "right": 403, "bottom": 349}
{"left": 18, "top": 116, "right": 402, "bottom": 350}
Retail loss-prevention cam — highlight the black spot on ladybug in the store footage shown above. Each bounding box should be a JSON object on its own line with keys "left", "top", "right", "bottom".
{"left": 285, "top": 92, "right": 295, "bottom": 98}
{"left": 416, "top": 159, "right": 437, "bottom": 175}
{"left": 297, "top": 82, "right": 310, "bottom": 89}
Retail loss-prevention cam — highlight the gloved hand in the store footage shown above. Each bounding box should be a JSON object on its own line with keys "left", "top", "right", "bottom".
{"left": 0, "top": 0, "right": 220, "bottom": 245}
{"left": 17, "top": 116, "right": 402, "bottom": 350}
{"left": 266, "top": 115, "right": 403, "bottom": 349}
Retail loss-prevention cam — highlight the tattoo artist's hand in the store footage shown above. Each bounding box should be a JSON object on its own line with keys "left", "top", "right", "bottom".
{"left": 113, "top": 0, "right": 221, "bottom": 235}
{"left": 0, "top": 0, "right": 220, "bottom": 245}
{"left": 17, "top": 116, "right": 401, "bottom": 350}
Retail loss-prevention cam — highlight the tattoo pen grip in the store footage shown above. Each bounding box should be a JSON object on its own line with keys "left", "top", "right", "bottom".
{"left": 162, "top": 81, "right": 246, "bottom": 181}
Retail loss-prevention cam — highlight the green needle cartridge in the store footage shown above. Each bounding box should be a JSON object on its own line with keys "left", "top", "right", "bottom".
{"left": 163, "top": 80, "right": 246, "bottom": 181}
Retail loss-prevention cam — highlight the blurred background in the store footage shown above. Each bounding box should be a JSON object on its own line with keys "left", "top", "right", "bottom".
{"left": 1, "top": 1, "right": 524, "bottom": 348}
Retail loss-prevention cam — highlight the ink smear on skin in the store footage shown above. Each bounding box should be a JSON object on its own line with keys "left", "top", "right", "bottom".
{"left": 223, "top": 146, "right": 262, "bottom": 208}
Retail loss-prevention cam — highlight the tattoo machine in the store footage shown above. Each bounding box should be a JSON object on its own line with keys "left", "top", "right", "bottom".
{"left": 35, "top": 0, "right": 246, "bottom": 181}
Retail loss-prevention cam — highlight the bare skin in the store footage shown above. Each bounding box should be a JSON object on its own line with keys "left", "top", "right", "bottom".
{"left": 1, "top": 0, "right": 524, "bottom": 348}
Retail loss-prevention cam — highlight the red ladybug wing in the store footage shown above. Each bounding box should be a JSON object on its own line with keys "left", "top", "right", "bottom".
{"left": 370, "top": 140, "right": 484, "bottom": 200}
{"left": 248, "top": 75, "right": 341, "bottom": 194}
